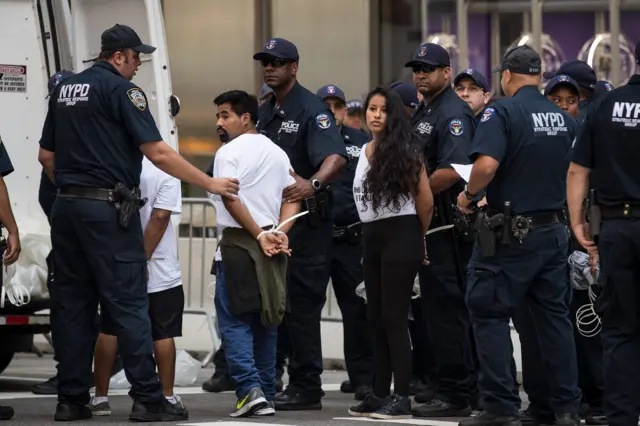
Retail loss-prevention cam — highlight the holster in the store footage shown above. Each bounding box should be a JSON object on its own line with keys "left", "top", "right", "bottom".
{"left": 113, "top": 183, "right": 147, "bottom": 229}
{"left": 473, "top": 211, "right": 498, "bottom": 257}
{"left": 587, "top": 189, "right": 601, "bottom": 237}
{"left": 304, "top": 190, "right": 331, "bottom": 228}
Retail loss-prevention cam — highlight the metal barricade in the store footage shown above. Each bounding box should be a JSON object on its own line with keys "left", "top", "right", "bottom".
{"left": 178, "top": 197, "right": 220, "bottom": 367}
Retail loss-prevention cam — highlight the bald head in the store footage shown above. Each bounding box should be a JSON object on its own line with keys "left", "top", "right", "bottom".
{"left": 501, "top": 71, "right": 541, "bottom": 97}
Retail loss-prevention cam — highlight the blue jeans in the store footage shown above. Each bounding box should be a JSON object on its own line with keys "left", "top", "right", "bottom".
{"left": 214, "top": 261, "right": 278, "bottom": 400}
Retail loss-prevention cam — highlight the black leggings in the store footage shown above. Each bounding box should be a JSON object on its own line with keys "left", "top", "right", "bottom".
{"left": 362, "top": 215, "right": 424, "bottom": 397}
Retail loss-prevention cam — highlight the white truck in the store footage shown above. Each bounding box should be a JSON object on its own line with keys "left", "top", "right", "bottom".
{"left": 0, "top": 0, "right": 180, "bottom": 374}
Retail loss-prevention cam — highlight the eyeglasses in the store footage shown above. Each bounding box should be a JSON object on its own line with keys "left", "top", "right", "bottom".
{"left": 455, "top": 86, "right": 483, "bottom": 94}
{"left": 260, "top": 59, "right": 291, "bottom": 68}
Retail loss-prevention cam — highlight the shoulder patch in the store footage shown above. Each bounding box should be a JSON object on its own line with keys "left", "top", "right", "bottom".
{"left": 127, "top": 87, "right": 147, "bottom": 111}
{"left": 449, "top": 119, "right": 464, "bottom": 136}
{"left": 315, "top": 113, "right": 331, "bottom": 129}
{"left": 480, "top": 107, "right": 495, "bottom": 123}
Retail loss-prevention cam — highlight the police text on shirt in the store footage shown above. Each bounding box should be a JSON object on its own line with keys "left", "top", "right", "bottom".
{"left": 531, "top": 112, "right": 567, "bottom": 136}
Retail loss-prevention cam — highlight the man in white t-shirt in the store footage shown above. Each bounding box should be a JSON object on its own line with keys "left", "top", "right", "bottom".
{"left": 87, "top": 158, "right": 186, "bottom": 417}
{"left": 210, "top": 90, "right": 300, "bottom": 418}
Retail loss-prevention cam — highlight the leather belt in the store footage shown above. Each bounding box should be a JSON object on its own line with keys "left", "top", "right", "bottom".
{"left": 601, "top": 203, "right": 640, "bottom": 220}
{"left": 57, "top": 186, "right": 114, "bottom": 202}
{"left": 525, "top": 211, "right": 562, "bottom": 229}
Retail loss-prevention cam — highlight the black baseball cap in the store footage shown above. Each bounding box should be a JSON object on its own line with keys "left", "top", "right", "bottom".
{"left": 389, "top": 81, "right": 419, "bottom": 108}
{"left": 543, "top": 74, "right": 580, "bottom": 97}
{"left": 317, "top": 85, "right": 346, "bottom": 103}
{"left": 253, "top": 38, "right": 299, "bottom": 62}
{"left": 593, "top": 80, "right": 615, "bottom": 99}
{"left": 454, "top": 69, "right": 489, "bottom": 92}
{"left": 47, "top": 70, "right": 75, "bottom": 98}
{"left": 542, "top": 60, "right": 596, "bottom": 90}
{"left": 346, "top": 99, "right": 363, "bottom": 114}
{"left": 405, "top": 43, "right": 450, "bottom": 68}
{"left": 101, "top": 24, "right": 156, "bottom": 54}
{"left": 492, "top": 45, "right": 541, "bottom": 75}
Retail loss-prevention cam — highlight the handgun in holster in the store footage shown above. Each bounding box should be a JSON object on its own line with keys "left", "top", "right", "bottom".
{"left": 304, "top": 196, "right": 320, "bottom": 228}
{"left": 474, "top": 211, "right": 497, "bottom": 257}
{"left": 587, "top": 189, "right": 601, "bottom": 237}
{"left": 114, "top": 182, "right": 147, "bottom": 229}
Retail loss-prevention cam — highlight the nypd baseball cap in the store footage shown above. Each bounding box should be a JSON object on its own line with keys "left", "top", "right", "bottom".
{"left": 101, "top": 24, "right": 156, "bottom": 54}
{"left": 253, "top": 38, "right": 299, "bottom": 62}
{"left": 47, "top": 70, "right": 75, "bottom": 98}
{"left": 405, "top": 43, "right": 451, "bottom": 68}
{"left": 389, "top": 81, "right": 419, "bottom": 108}
{"left": 316, "top": 85, "right": 346, "bottom": 103}
{"left": 492, "top": 45, "right": 541, "bottom": 75}
{"left": 259, "top": 83, "right": 274, "bottom": 100}
{"left": 346, "top": 99, "right": 364, "bottom": 113}
{"left": 542, "top": 60, "right": 596, "bottom": 90}
{"left": 593, "top": 80, "right": 615, "bottom": 99}
{"left": 454, "top": 69, "right": 489, "bottom": 92}
{"left": 543, "top": 74, "right": 580, "bottom": 96}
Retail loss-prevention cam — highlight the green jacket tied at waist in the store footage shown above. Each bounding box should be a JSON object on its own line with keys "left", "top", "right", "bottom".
{"left": 219, "top": 227, "right": 287, "bottom": 328}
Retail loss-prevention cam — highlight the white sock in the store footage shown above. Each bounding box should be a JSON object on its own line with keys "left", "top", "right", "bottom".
{"left": 165, "top": 395, "right": 177, "bottom": 404}
{"left": 92, "top": 396, "right": 108, "bottom": 404}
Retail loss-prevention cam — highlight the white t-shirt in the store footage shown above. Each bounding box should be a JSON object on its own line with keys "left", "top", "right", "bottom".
{"left": 139, "top": 158, "right": 182, "bottom": 293}
{"left": 353, "top": 143, "right": 416, "bottom": 223}
{"left": 210, "top": 133, "right": 295, "bottom": 257}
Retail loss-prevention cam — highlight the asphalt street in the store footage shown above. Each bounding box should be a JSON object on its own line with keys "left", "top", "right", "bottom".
{"left": 0, "top": 353, "right": 480, "bottom": 426}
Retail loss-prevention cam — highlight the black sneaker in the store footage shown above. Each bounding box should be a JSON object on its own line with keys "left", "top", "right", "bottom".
{"left": 459, "top": 411, "right": 521, "bottom": 426}
{"left": 0, "top": 406, "right": 13, "bottom": 421}
{"left": 128, "top": 399, "right": 189, "bottom": 422}
{"left": 202, "top": 374, "right": 235, "bottom": 393}
{"left": 54, "top": 402, "right": 92, "bottom": 422}
{"left": 348, "top": 394, "right": 386, "bottom": 417}
{"left": 231, "top": 387, "right": 268, "bottom": 418}
{"left": 520, "top": 409, "right": 555, "bottom": 426}
{"left": 340, "top": 380, "right": 354, "bottom": 393}
{"left": 370, "top": 394, "right": 412, "bottom": 420}
{"left": 31, "top": 376, "right": 59, "bottom": 395}
{"left": 412, "top": 398, "right": 473, "bottom": 417}
{"left": 585, "top": 413, "right": 608, "bottom": 425}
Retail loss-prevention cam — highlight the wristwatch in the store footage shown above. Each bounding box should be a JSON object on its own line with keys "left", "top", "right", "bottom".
{"left": 311, "top": 178, "right": 322, "bottom": 191}
{"left": 464, "top": 186, "right": 477, "bottom": 200}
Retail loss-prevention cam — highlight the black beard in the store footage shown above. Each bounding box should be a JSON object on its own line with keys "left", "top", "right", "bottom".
{"left": 218, "top": 129, "right": 229, "bottom": 143}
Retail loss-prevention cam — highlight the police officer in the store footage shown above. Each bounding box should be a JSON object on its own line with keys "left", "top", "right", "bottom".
{"left": 0, "top": 129, "right": 23, "bottom": 422}
{"left": 405, "top": 42, "right": 478, "bottom": 417}
{"left": 457, "top": 45, "right": 582, "bottom": 426}
{"left": 343, "top": 99, "right": 365, "bottom": 131}
{"left": 454, "top": 69, "right": 492, "bottom": 121}
{"left": 389, "top": 80, "right": 436, "bottom": 398}
{"left": 316, "top": 84, "right": 373, "bottom": 401}
{"left": 252, "top": 37, "right": 348, "bottom": 410}
{"left": 37, "top": 24, "right": 238, "bottom": 422}
{"left": 543, "top": 60, "right": 597, "bottom": 122}
{"left": 567, "top": 42, "right": 640, "bottom": 426}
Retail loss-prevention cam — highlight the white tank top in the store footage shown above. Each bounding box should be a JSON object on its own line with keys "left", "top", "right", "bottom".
{"left": 353, "top": 143, "right": 417, "bottom": 223}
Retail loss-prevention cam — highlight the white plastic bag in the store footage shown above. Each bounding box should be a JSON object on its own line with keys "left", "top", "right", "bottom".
{"left": 108, "top": 369, "right": 130, "bottom": 389}
{"left": 174, "top": 350, "right": 200, "bottom": 387}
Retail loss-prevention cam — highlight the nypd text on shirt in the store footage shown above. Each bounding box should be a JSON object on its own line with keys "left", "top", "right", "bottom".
{"left": 531, "top": 112, "right": 567, "bottom": 136}
{"left": 57, "top": 83, "right": 90, "bottom": 106}
{"left": 612, "top": 102, "right": 640, "bottom": 127}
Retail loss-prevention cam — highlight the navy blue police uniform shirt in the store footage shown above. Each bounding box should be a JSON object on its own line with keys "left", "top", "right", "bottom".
{"left": 0, "top": 135, "right": 15, "bottom": 178}
{"left": 257, "top": 81, "right": 347, "bottom": 180}
{"left": 39, "top": 61, "right": 162, "bottom": 189}
{"left": 333, "top": 126, "right": 369, "bottom": 226}
{"left": 470, "top": 86, "right": 578, "bottom": 215}
{"left": 412, "top": 86, "right": 477, "bottom": 178}
{"left": 571, "top": 75, "right": 640, "bottom": 206}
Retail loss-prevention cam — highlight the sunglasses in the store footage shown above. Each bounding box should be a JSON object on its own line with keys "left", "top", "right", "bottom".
{"left": 260, "top": 59, "right": 292, "bottom": 68}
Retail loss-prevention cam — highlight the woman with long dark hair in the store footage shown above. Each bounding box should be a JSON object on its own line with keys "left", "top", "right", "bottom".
{"left": 348, "top": 87, "right": 433, "bottom": 419}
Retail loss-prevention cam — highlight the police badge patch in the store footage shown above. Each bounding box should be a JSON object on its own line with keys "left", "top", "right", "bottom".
{"left": 315, "top": 113, "right": 331, "bottom": 129}
{"left": 127, "top": 88, "right": 147, "bottom": 111}
{"left": 449, "top": 119, "right": 464, "bottom": 136}
{"left": 481, "top": 107, "right": 495, "bottom": 123}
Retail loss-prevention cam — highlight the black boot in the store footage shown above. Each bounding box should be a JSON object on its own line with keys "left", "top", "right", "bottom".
{"left": 128, "top": 399, "right": 188, "bottom": 422}
{"left": 54, "top": 402, "right": 92, "bottom": 422}
{"left": 202, "top": 373, "right": 234, "bottom": 393}
{"left": 31, "top": 376, "right": 59, "bottom": 395}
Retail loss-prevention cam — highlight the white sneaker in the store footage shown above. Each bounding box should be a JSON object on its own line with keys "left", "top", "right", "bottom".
{"left": 255, "top": 400, "right": 276, "bottom": 416}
